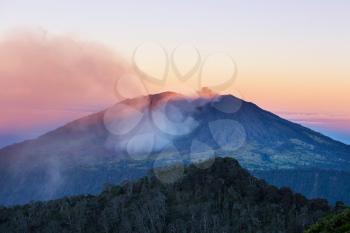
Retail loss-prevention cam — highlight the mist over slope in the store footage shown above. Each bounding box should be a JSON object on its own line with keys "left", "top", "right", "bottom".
{"left": 0, "top": 92, "right": 349, "bottom": 205}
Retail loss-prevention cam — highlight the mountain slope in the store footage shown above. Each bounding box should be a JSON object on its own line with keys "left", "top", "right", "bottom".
{"left": 0, "top": 157, "right": 332, "bottom": 233}
{"left": 0, "top": 92, "right": 349, "bottom": 205}
{"left": 253, "top": 169, "right": 350, "bottom": 204}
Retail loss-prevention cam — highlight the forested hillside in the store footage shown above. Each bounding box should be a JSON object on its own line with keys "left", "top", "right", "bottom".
{"left": 305, "top": 208, "right": 350, "bottom": 233}
{"left": 0, "top": 157, "right": 332, "bottom": 233}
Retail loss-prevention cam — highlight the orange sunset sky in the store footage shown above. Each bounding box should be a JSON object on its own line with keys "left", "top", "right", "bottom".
{"left": 0, "top": 0, "right": 349, "bottom": 146}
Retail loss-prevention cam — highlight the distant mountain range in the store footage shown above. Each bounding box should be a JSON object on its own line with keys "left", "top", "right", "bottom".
{"left": 0, "top": 157, "right": 333, "bottom": 233}
{"left": 0, "top": 91, "right": 349, "bottom": 205}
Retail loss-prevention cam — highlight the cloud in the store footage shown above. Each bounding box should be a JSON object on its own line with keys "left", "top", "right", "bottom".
{"left": 277, "top": 111, "right": 350, "bottom": 137}
{"left": 0, "top": 30, "right": 135, "bottom": 132}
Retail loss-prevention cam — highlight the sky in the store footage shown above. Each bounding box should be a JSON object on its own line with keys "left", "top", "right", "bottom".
{"left": 0, "top": 0, "right": 350, "bottom": 147}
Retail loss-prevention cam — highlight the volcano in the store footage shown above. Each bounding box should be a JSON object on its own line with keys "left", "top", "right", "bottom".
{"left": 0, "top": 91, "right": 349, "bottom": 205}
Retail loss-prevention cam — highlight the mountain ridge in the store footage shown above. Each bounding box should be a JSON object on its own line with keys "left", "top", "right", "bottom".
{"left": 0, "top": 91, "right": 349, "bottom": 206}
{"left": 1, "top": 92, "right": 348, "bottom": 151}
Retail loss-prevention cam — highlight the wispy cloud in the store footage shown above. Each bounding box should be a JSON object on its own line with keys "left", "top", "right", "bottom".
{"left": 278, "top": 111, "right": 350, "bottom": 130}
{"left": 278, "top": 111, "right": 350, "bottom": 144}
{"left": 0, "top": 29, "right": 134, "bottom": 133}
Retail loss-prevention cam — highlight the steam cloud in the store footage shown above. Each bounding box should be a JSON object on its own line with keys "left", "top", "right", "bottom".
{"left": 0, "top": 30, "right": 133, "bottom": 133}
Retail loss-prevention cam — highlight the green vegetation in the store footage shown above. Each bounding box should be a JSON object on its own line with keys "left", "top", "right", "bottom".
{"left": 305, "top": 208, "right": 350, "bottom": 233}
{"left": 0, "top": 157, "right": 332, "bottom": 233}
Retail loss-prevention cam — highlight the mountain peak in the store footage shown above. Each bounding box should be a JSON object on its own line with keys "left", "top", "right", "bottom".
{"left": 149, "top": 88, "right": 219, "bottom": 104}
{"left": 196, "top": 87, "right": 218, "bottom": 98}
{"left": 150, "top": 91, "right": 184, "bottom": 102}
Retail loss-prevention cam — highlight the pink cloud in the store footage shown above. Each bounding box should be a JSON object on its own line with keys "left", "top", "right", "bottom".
{"left": 278, "top": 112, "right": 350, "bottom": 133}
{"left": 0, "top": 30, "right": 134, "bottom": 132}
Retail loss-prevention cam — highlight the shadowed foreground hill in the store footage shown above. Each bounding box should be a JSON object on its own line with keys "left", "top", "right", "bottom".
{"left": 0, "top": 157, "right": 332, "bottom": 233}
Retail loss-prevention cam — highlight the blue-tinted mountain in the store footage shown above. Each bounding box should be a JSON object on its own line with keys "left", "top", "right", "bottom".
{"left": 0, "top": 91, "right": 349, "bottom": 205}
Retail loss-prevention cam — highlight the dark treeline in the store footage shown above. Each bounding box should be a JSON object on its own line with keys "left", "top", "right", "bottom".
{"left": 0, "top": 157, "right": 336, "bottom": 233}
